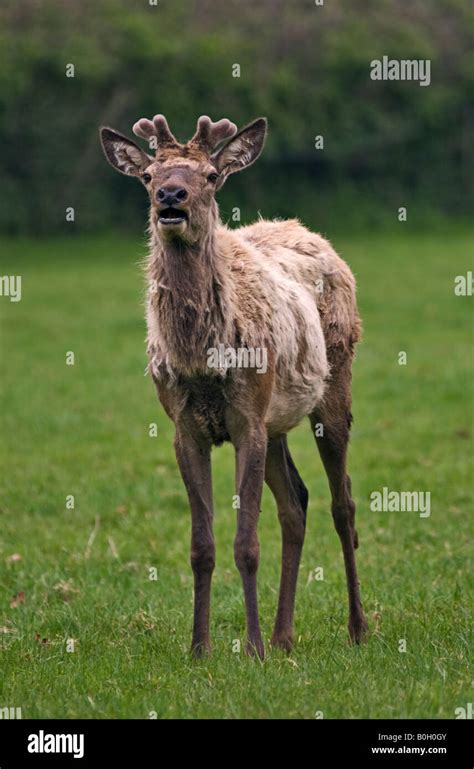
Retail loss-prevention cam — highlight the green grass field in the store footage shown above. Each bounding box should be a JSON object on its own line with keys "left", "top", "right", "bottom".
{"left": 0, "top": 228, "right": 472, "bottom": 719}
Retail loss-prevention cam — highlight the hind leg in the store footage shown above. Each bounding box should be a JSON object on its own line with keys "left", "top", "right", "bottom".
{"left": 310, "top": 362, "right": 368, "bottom": 644}
{"left": 265, "top": 435, "right": 308, "bottom": 651}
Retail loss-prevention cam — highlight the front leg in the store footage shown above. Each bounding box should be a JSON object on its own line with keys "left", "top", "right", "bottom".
{"left": 227, "top": 365, "right": 274, "bottom": 659}
{"left": 174, "top": 428, "right": 215, "bottom": 656}
{"left": 231, "top": 421, "right": 268, "bottom": 659}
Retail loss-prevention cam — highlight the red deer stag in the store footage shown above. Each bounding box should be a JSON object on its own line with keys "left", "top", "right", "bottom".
{"left": 100, "top": 114, "right": 368, "bottom": 658}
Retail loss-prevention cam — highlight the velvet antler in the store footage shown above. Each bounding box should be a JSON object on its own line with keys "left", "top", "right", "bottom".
{"left": 132, "top": 114, "right": 179, "bottom": 149}
{"left": 131, "top": 114, "right": 238, "bottom": 155}
{"left": 190, "top": 116, "right": 237, "bottom": 152}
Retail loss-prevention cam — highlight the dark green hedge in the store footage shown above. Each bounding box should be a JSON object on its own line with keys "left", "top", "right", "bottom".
{"left": 0, "top": 0, "right": 472, "bottom": 233}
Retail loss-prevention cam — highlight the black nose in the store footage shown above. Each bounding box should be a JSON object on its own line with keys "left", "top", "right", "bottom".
{"left": 157, "top": 186, "right": 188, "bottom": 206}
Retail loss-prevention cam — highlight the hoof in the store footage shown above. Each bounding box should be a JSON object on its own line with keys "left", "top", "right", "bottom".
{"left": 348, "top": 615, "right": 369, "bottom": 645}
{"left": 245, "top": 638, "right": 265, "bottom": 659}
{"left": 191, "top": 641, "right": 211, "bottom": 658}
{"left": 270, "top": 633, "right": 293, "bottom": 653}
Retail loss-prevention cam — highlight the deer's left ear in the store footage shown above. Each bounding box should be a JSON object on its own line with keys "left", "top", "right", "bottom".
{"left": 100, "top": 127, "right": 153, "bottom": 177}
{"left": 212, "top": 118, "right": 267, "bottom": 189}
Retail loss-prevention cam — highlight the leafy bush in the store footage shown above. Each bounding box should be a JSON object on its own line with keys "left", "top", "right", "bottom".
{"left": 0, "top": 0, "right": 471, "bottom": 233}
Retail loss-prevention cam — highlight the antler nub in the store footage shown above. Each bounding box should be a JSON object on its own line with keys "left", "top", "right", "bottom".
{"left": 191, "top": 116, "right": 237, "bottom": 152}
{"left": 132, "top": 114, "right": 178, "bottom": 147}
{"left": 131, "top": 114, "right": 237, "bottom": 154}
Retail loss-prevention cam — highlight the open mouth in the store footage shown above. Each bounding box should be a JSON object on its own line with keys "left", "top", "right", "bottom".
{"left": 158, "top": 207, "right": 188, "bottom": 225}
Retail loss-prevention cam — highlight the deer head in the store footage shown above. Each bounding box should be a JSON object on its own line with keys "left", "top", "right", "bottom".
{"left": 100, "top": 115, "right": 267, "bottom": 243}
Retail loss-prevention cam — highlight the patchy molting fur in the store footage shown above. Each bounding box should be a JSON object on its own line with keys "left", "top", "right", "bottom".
{"left": 145, "top": 209, "right": 361, "bottom": 439}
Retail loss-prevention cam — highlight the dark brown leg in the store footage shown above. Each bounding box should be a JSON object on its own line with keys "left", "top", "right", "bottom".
{"left": 265, "top": 435, "right": 307, "bottom": 651}
{"left": 174, "top": 429, "right": 215, "bottom": 656}
{"left": 232, "top": 424, "right": 267, "bottom": 658}
{"left": 310, "top": 360, "right": 368, "bottom": 644}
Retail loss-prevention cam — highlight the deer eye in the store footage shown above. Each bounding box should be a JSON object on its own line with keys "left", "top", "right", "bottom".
{"left": 207, "top": 172, "right": 219, "bottom": 183}
{"left": 142, "top": 173, "right": 152, "bottom": 184}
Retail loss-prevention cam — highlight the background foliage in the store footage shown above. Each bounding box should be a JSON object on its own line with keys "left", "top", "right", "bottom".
{"left": 0, "top": 0, "right": 472, "bottom": 234}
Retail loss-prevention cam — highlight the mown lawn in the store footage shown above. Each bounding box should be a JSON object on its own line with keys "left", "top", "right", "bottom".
{"left": 0, "top": 228, "right": 472, "bottom": 718}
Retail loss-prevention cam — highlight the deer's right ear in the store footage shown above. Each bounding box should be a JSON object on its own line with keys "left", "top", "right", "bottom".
{"left": 100, "top": 127, "right": 152, "bottom": 177}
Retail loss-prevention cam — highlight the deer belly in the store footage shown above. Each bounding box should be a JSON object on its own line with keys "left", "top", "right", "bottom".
{"left": 265, "top": 308, "right": 328, "bottom": 435}
{"left": 265, "top": 373, "right": 326, "bottom": 435}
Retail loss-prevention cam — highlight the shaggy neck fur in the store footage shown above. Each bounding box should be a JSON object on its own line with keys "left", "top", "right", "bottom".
{"left": 147, "top": 205, "right": 234, "bottom": 375}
